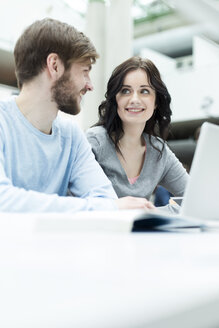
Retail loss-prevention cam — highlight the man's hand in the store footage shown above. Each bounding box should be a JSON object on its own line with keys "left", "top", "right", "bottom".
{"left": 115, "top": 196, "right": 155, "bottom": 210}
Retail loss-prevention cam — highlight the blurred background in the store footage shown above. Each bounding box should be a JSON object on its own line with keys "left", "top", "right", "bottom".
{"left": 1, "top": 0, "right": 219, "bottom": 168}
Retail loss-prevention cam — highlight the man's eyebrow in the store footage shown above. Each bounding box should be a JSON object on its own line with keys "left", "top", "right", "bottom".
{"left": 84, "top": 64, "right": 91, "bottom": 71}
{"left": 81, "top": 62, "right": 92, "bottom": 70}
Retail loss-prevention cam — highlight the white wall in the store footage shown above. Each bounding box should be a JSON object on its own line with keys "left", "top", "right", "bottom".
{"left": 165, "top": 36, "right": 219, "bottom": 122}
{"left": 140, "top": 48, "right": 176, "bottom": 75}
{"left": 0, "top": 84, "right": 18, "bottom": 100}
{"left": 141, "top": 36, "right": 219, "bottom": 122}
{"left": 81, "top": 0, "right": 133, "bottom": 131}
{"left": 193, "top": 36, "right": 219, "bottom": 69}
{"left": 164, "top": 64, "right": 219, "bottom": 122}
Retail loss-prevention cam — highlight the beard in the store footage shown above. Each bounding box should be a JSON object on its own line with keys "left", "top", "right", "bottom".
{"left": 51, "top": 71, "right": 82, "bottom": 115}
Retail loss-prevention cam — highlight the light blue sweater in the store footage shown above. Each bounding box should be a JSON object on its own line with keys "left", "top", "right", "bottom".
{"left": 0, "top": 98, "right": 117, "bottom": 212}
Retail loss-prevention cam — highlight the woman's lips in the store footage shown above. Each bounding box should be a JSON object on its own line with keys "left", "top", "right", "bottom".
{"left": 125, "top": 108, "right": 144, "bottom": 112}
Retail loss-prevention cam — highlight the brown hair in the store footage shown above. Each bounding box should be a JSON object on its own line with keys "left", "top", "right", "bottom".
{"left": 96, "top": 56, "right": 172, "bottom": 156}
{"left": 14, "top": 18, "right": 98, "bottom": 88}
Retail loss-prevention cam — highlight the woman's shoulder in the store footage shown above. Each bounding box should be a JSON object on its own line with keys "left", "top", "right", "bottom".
{"left": 143, "top": 133, "right": 165, "bottom": 150}
{"left": 86, "top": 126, "right": 114, "bottom": 159}
{"left": 86, "top": 126, "right": 108, "bottom": 141}
{"left": 143, "top": 133, "right": 179, "bottom": 164}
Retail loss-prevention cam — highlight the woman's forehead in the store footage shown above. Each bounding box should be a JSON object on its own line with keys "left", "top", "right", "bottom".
{"left": 123, "top": 69, "right": 149, "bottom": 85}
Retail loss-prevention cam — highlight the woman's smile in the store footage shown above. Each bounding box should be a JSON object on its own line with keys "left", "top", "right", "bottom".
{"left": 125, "top": 107, "right": 145, "bottom": 113}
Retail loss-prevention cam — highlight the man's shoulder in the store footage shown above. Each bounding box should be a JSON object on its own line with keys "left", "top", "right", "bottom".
{"left": 56, "top": 113, "right": 82, "bottom": 137}
{"left": 0, "top": 97, "right": 14, "bottom": 112}
{"left": 0, "top": 97, "right": 16, "bottom": 124}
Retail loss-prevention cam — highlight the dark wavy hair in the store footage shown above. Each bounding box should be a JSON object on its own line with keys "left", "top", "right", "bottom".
{"left": 96, "top": 56, "right": 172, "bottom": 156}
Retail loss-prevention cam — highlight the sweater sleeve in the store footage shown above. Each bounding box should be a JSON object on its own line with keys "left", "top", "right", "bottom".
{"left": 0, "top": 126, "right": 117, "bottom": 213}
{"left": 68, "top": 126, "right": 117, "bottom": 201}
{"left": 158, "top": 144, "right": 189, "bottom": 197}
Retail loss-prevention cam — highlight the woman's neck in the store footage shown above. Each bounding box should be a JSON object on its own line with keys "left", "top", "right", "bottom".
{"left": 119, "top": 124, "right": 145, "bottom": 149}
{"left": 116, "top": 123, "right": 146, "bottom": 179}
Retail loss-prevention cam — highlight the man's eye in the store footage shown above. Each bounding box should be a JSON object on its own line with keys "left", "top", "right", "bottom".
{"left": 121, "top": 88, "right": 130, "bottom": 94}
{"left": 141, "top": 89, "right": 149, "bottom": 94}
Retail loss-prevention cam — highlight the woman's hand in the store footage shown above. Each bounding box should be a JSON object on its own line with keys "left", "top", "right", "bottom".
{"left": 115, "top": 196, "right": 155, "bottom": 210}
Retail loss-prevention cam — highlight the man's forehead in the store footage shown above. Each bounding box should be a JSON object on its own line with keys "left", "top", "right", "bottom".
{"left": 68, "top": 58, "right": 91, "bottom": 70}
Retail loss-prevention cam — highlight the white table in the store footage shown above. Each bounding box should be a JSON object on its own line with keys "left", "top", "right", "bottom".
{"left": 0, "top": 215, "right": 219, "bottom": 328}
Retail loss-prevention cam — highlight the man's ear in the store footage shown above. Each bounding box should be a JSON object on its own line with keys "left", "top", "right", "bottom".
{"left": 46, "top": 53, "right": 65, "bottom": 80}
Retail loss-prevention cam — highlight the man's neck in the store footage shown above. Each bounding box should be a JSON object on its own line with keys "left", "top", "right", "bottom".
{"left": 16, "top": 77, "right": 58, "bottom": 135}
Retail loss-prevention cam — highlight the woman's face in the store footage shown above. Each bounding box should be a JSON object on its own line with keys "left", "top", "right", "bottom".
{"left": 116, "top": 68, "right": 156, "bottom": 127}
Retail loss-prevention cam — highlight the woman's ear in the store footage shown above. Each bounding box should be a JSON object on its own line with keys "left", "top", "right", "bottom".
{"left": 46, "top": 53, "right": 65, "bottom": 80}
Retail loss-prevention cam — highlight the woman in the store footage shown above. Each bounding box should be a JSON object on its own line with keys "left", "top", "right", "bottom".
{"left": 86, "top": 56, "right": 188, "bottom": 202}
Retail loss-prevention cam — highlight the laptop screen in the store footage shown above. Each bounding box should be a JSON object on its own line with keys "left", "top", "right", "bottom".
{"left": 180, "top": 122, "right": 219, "bottom": 220}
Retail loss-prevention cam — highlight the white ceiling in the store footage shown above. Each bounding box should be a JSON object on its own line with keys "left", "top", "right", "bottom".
{"left": 0, "top": 0, "right": 86, "bottom": 52}
{"left": 1, "top": 0, "right": 219, "bottom": 86}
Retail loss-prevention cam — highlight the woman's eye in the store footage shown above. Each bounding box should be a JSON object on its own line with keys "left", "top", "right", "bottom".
{"left": 121, "top": 88, "right": 130, "bottom": 94}
{"left": 141, "top": 89, "right": 149, "bottom": 94}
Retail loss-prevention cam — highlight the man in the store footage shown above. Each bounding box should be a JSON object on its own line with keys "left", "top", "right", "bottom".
{"left": 0, "top": 18, "right": 153, "bottom": 212}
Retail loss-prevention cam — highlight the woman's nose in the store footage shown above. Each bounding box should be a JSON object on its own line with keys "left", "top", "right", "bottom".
{"left": 130, "top": 91, "right": 140, "bottom": 103}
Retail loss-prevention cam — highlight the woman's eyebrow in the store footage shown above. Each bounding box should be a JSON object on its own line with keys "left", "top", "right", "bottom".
{"left": 121, "top": 84, "right": 152, "bottom": 88}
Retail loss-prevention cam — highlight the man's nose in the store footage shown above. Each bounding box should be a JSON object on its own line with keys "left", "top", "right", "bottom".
{"left": 85, "top": 80, "right": 93, "bottom": 91}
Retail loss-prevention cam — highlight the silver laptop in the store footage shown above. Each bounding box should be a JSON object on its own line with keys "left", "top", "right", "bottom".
{"left": 180, "top": 122, "right": 219, "bottom": 221}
